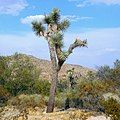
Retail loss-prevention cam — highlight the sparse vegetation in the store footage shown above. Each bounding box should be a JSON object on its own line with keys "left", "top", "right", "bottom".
{"left": 0, "top": 53, "right": 120, "bottom": 119}
{"left": 101, "top": 98, "right": 120, "bottom": 120}
{"left": 7, "top": 94, "right": 46, "bottom": 111}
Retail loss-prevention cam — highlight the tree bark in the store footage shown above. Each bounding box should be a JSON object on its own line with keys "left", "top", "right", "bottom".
{"left": 46, "top": 40, "right": 58, "bottom": 113}
{"left": 46, "top": 68, "right": 58, "bottom": 112}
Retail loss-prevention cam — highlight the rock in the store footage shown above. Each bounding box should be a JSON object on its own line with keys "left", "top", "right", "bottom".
{"left": 0, "top": 106, "right": 20, "bottom": 120}
{"left": 103, "top": 92, "right": 120, "bottom": 102}
{"left": 87, "top": 115, "right": 110, "bottom": 120}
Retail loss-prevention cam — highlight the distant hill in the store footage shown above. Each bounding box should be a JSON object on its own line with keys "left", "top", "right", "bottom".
{"left": 8, "top": 54, "right": 94, "bottom": 80}
{"left": 26, "top": 54, "right": 94, "bottom": 80}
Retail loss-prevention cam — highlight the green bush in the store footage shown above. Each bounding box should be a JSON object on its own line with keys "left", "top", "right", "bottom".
{"left": 73, "top": 79, "right": 108, "bottom": 111}
{"left": 57, "top": 79, "right": 68, "bottom": 93}
{"left": 0, "top": 53, "right": 41, "bottom": 96}
{"left": 101, "top": 98, "right": 120, "bottom": 120}
{"left": 96, "top": 59, "right": 120, "bottom": 82}
{"left": 0, "top": 85, "right": 11, "bottom": 107}
{"left": 33, "top": 79, "right": 50, "bottom": 96}
{"left": 96, "top": 65, "right": 112, "bottom": 80}
{"left": 7, "top": 94, "right": 46, "bottom": 110}
{"left": 0, "top": 53, "right": 51, "bottom": 103}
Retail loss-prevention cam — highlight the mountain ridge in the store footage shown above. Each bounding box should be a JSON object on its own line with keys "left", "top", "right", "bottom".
{"left": 27, "top": 54, "right": 95, "bottom": 80}
{"left": 5, "top": 53, "right": 95, "bottom": 80}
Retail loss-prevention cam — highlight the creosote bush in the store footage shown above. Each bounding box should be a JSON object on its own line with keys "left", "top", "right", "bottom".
{"left": 0, "top": 53, "right": 50, "bottom": 97}
{"left": 7, "top": 94, "right": 46, "bottom": 110}
{"left": 0, "top": 85, "right": 11, "bottom": 107}
{"left": 0, "top": 53, "right": 51, "bottom": 107}
{"left": 56, "top": 76, "right": 109, "bottom": 111}
{"left": 101, "top": 98, "right": 120, "bottom": 120}
{"left": 33, "top": 79, "right": 50, "bottom": 96}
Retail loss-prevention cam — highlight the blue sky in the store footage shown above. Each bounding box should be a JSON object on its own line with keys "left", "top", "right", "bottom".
{"left": 0, "top": 0, "right": 120, "bottom": 68}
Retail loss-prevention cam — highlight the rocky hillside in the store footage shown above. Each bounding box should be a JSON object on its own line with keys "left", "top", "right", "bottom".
{"left": 24, "top": 54, "right": 94, "bottom": 80}
{"left": 7, "top": 53, "right": 94, "bottom": 80}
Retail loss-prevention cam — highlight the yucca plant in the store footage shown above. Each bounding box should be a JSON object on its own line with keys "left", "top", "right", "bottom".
{"left": 32, "top": 8, "right": 87, "bottom": 113}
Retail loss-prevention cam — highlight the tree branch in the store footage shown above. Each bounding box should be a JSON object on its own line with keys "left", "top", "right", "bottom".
{"left": 57, "top": 38, "right": 87, "bottom": 71}
{"left": 68, "top": 38, "right": 87, "bottom": 54}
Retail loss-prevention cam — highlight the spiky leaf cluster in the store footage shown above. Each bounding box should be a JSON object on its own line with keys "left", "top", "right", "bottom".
{"left": 60, "top": 51, "right": 69, "bottom": 60}
{"left": 44, "top": 8, "right": 69, "bottom": 32}
{"left": 51, "top": 8, "right": 60, "bottom": 24}
{"left": 51, "top": 33, "right": 63, "bottom": 47}
{"left": 32, "top": 21, "right": 45, "bottom": 36}
{"left": 75, "top": 39, "right": 87, "bottom": 47}
{"left": 32, "top": 8, "right": 70, "bottom": 40}
{"left": 44, "top": 8, "right": 60, "bottom": 24}
{"left": 58, "top": 20, "right": 70, "bottom": 31}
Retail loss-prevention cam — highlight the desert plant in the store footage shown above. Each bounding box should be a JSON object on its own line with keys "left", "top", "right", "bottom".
{"left": 8, "top": 94, "right": 46, "bottom": 111}
{"left": 101, "top": 98, "right": 120, "bottom": 120}
{"left": 33, "top": 79, "right": 50, "bottom": 96}
{"left": 0, "top": 85, "right": 11, "bottom": 107}
{"left": 96, "top": 65, "right": 112, "bottom": 80}
{"left": 1, "top": 53, "right": 40, "bottom": 96}
{"left": 31, "top": 8, "right": 87, "bottom": 112}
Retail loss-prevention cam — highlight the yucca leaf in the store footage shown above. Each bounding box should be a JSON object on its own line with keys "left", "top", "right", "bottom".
{"left": 32, "top": 21, "right": 45, "bottom": 36}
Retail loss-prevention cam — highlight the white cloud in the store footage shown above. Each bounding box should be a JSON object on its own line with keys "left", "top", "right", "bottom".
{"left": 62, "top": 15, "right": 93, "bottom": 22}
{"left": 21, "top": 15, "right": 45, "bottom": 24}
{"left": 104, "top": 48, "right": 119, "bottom": 52}
{"left": 76, "top": 4, "right": 86, "bottom": 8}
{"left": 92, "top": 48, "right": 120, "bottom": 56}
{"left": 90, "top": 0, "right": 120, "bottom": 5}
{"left": 0, "top": 0, "right": 28, "bottom": 15}
{"left": 69, "top": 0, "right": 120, "bottom": 7}
{"left": 68, "top": 0, "right": 78, "bottom": 1}
{"left": 21, "top": 14, "right": 92, "bottom": 25}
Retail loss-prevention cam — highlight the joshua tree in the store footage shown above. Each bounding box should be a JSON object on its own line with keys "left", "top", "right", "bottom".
{"left": 32, "top": 8, "right": 87, "bottom": 113}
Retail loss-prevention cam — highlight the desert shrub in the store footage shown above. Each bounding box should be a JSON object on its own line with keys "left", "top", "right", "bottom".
{"left": 4, "top": 77, "right": 35, "bottom": 96}
{"left": 0, "top": 53, "right": 51, "bottom": 98}
{"left": 114, "top": 59, "right": 120, "bottom": 68}
{"left": 55, "top": 91, "right": 67, "bottom": 109}
{"left": 86, "top": 71, "right": 96, "bottom": 81}
{"left": 33, "top": 79, "right": 50, "bottom": 96}
{"left": 65, "top": 98, "right": 70, "bottom": 109}
{"left": 101, "top": 98, "right": 120, "bottom": 120}
{"left": 7, "top": 94, "right": 46, "bottom": 110}
{"left": 96, "top": 59, "right": 120, "bottom": 92}
{"left": 65, "top": 89, "right": 84, "bottom": 109}
{"left": 0, "top": 53, "right": 41, "bottom": 96}
{"left": 96, "top": 65, "right": 112, "bottom": 80}
{"left": 3, "top": 78, "right": 50, "bottom": 97}
{"left": 96, "top": 59, "right": 120, "bottom": 82}
{"left": 0, "top": 85, "right": 11, "bottom": 107}
{"left": 57, "top": 79, "right": 68, "bottom": 93}
{"left": 0, "top": 56, "right": 10, "bottom": 86}
{"left": 112, "top": 60, "right": 120, "bottom": 81}
{"left": 56, "top": 76, "right": 107, "bottom": 110}
{"left": 71, "top": 78, "right": 109, "bottom": 111}
{"left": 56, "top": 60, "right": 120, "bottom": 111}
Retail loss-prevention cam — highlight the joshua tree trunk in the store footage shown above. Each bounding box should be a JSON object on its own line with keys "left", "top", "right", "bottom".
{"left": 46, "top": 68, "right": 58, "bottom": 112}
{"left": 46, "top": 41, "right": 58, "bottom": 113}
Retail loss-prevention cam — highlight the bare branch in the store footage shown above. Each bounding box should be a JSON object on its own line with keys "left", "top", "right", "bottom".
{"left": 57, "top": 38, "right": 87, "bottom": 71}
{"left": 68, "top": 38, "right": 87, "bottom": 54}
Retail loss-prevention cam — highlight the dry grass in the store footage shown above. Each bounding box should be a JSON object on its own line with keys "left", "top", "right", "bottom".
{"left": 26, "top": 109, "right": 93, "bottom": 120}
